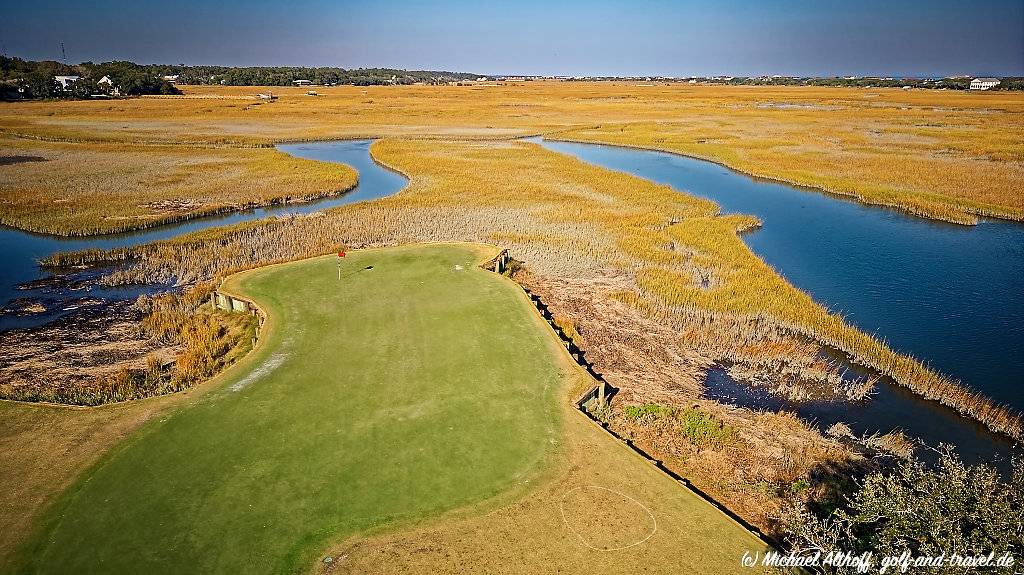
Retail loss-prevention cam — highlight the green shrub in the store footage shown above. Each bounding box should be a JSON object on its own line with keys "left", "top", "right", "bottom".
{"left": 677, "top": 407, "right": 738, "bottom": 449}
{"left": 622, "top": 403, "right": 738, "bottom": 450}
{"left": 784, "top": 447, "right": 1024, "bottom": 574}
{"left": 623, "top": 403, "right": 676, "bottom": 421}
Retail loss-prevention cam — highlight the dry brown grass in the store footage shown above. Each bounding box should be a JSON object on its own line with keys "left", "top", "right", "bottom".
{"left": 608, "top": 402, "right": 856, "bottom": 535}
{"left": 2, "top": 83, "right": 1021, "bottom": 225}
{"left": 516, "top": 271, "right": 863, "bottom": 535}
{"left": 1, "top": 283, "right": 258, "bottom": 405}
{"left": 0, "top": 136, "right": 357, "bottom": 235}
{"left": 0, "top": 301, "right": 174, "bottom": 402}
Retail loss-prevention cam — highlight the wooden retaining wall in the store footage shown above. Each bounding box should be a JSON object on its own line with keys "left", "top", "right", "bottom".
{"left": 486, "top": 247, "right": 783, "bottom": 553}
{"left": 480, "top": 248, "right": 511, "bottom": 274}
{"left": 211, "top": 291, "right": 267, "bottom": 347}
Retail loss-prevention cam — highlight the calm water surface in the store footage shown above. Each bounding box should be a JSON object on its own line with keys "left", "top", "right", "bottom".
{"left": 537, "top": 138, "right": 1024, "bottom": 413}
{"left": 0, "top": 140, "right": 405, "bottom": 331}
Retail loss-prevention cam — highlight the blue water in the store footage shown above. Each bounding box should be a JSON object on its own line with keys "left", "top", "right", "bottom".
{"left": 537, "top": 138, "right": 1024, "bottom": 413}
{"left": 0, "top": 139, "right": 406, "bottom": 331}
{"left": 704, "top": 367, "right": 1018, "bottom": 470}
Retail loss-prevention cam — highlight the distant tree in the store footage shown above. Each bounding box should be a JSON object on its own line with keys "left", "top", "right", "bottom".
{"left": 24, "top": 70, "right": 57, "bottom": 98}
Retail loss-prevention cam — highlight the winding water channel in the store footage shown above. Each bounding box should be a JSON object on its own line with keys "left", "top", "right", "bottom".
{"left": 0, "top": 140, "right": 406, "bottom": 331}
{"left": 537, "top": 137, "right": 1022, "bottom": 467}
{"left": 0, "top": 136, "right": 1019, "bottom": 466}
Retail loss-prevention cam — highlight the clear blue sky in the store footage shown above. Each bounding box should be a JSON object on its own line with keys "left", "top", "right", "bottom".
{"left": 3, "top": 0, "right": 1022, "bottom": 76}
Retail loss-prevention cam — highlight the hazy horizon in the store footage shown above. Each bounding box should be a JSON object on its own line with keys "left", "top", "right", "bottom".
{"left": 3, "top": 0, "right": 1022, "bottom": 78}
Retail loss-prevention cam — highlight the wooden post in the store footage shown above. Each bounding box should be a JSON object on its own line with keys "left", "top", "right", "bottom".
{"left": 598, "top": 380, "right": 606, "bottom": 407}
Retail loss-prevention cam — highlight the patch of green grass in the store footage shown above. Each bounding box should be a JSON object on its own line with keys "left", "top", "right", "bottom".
{"left": 623, "top": 403, "right": 675, "bottom": 421}
{"left": 623, "top": 403, "right": 738, "bottom": 450}
{"left": 677, "top": 408, "right": 738, "bottom": 450}
{"left": 15, "top": 244, "right": 563, "bottom": 574}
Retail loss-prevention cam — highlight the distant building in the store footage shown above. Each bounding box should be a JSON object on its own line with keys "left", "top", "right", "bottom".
{"left": 54, "top": 75, "right": 80, "bottom": 89}
{"left": 161, "top": 75, "right": 179, "bottom": 83}
{"left": 292, "top": 79, "right": 312, "bottom": 86}
{"left": 97, "top": 76, "right": 120, "bottom": 96}
{"left": 970, "top": 77, "right": 1000, "bottom": 90}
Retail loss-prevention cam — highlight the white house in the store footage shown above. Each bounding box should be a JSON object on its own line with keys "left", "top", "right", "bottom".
{"left": 54, "top": 75, "right": 80, "bottom": 89}
{"left": 292, "top": 79, "right": 312, "bottom": 86}
{"left": 97, "top": 76, "right": 120, "bottom": 96}
{"left": 970, "top": 77, "right": 1000, "bottom": 91}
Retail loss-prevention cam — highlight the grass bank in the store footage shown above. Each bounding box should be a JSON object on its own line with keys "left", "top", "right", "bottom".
{"left": 10, "top": 243, "right": 768, "bottom": 573}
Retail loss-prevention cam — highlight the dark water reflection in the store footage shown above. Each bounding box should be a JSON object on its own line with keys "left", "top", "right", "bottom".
{"left": 703, "top": 367, "right": 1018, "bottom": 472}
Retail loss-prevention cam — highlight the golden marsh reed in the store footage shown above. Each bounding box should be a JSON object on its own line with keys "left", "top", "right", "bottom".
{"left": 0, "top": 136, "right": 357, "bottom": 235}
{"left": 2, "top": 83, "right": 1022, "bottom": 228}
{"left": 49, "top": 138, "right": 1023, "bottom": 440}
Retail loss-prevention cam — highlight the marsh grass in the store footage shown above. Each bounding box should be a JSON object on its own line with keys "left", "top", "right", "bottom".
{"left": 0, "top": 136, "right": 357, "bottom": 235}
{"left": 552, "top": 117, "right": 1024, "bottom": 224}
{"left": 3, "top": 83, "right": 1021, "bottom": 227}
{"left": 860, "top": 430, "right": 916, "bottom": 459}
{"left": 1, "top": 283, "right": 255, "bottom": 405}
{"left": 611, "top": 399, "right": 851, "bottom": 532}
{"left": 45, "top": 137, "right": 1021, "bottom": 440}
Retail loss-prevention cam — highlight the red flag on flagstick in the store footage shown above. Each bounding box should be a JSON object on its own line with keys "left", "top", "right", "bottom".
{"left": 338, "top": 250, "right": 346, "bottom": 257}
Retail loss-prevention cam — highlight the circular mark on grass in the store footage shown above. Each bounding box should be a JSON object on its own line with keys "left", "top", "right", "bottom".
{"left": 559, "top": 485, "right": 657, "bottom": 551}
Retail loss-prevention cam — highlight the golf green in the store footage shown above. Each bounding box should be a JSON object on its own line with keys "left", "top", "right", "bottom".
{"left": 19, "top": 244, "right": 563, "bottom": 574}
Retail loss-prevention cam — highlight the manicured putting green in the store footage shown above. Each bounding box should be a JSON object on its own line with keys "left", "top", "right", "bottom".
{"left": 20, "top": 244, "right": 562, "bottom": 574}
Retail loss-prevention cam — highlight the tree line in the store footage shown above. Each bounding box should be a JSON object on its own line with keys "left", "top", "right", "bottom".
{"left": 0, "top": 57, "right": 181, "bottom": 99}
{"left": 189, "top": 66, "right": 480, "bottom": 86}
{"left": 725, "top": 76, "right": 1024, "bottom": 90}
{"left": 562, "top": 75, "right": 1024, "bottom": 90}
{"left": 0, "top": 56, "right": 483, "bottom": 99}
